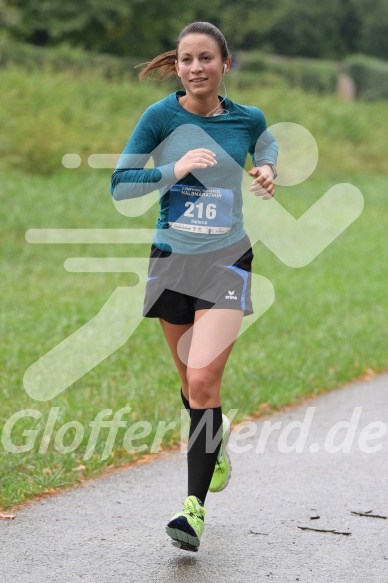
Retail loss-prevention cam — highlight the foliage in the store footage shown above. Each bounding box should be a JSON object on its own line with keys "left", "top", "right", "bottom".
{"left": 237, "top": 52, "right": 339, "bottom": 94}
{"left": 343, "top": 54, "right": 388, "bottom": 101}
{"left": 1, "top": 33, "right": 387, "bottom": 105}
{"left": 0, "top": 33, "right": 140, "bottom": 78}
{"left": 1, "top": 64, "right": 388, "bottom": 177}
{"left": 2, "top": 0, "right": 193, "bottom": 57}
{"left": 2, "top": 0, "right": 388, "bottom": 60}
{"left": 354, "top": 0, "right": 388, "bottom": 60}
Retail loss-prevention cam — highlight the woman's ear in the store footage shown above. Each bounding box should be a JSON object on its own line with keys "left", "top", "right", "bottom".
{"left": 224, "top": 57, "right": 232, "bottom": 74}
{"left": 175, "top": 59, "right": 180, "bottom": 78}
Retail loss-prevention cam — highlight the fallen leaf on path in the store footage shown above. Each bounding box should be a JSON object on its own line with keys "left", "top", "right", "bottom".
{"left": 0, "top": 513, "right": 15, "bottom": 520}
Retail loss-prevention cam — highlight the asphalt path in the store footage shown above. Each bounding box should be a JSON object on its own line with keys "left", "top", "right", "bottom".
{"left": 1, "top": 374, "right": 387, "bottom": 582}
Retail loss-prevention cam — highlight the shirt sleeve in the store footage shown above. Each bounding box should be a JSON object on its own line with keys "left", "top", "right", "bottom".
{"left": 249, "top": 108, "right": 278, "bottom": 177}
{"left": 110, "top": 105, "right": 177, "bottom": 200}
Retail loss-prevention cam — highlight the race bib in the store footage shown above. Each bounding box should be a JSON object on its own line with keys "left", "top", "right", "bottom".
{"left": 168, "top": 185, "right": 233, "bottom": 234}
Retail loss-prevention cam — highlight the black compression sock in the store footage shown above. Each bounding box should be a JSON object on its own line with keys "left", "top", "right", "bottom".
{"left": 187, "top": 406, "right": 223, "bottom": 505}
{"left": 180, "top": 388, "right": 191, "bottom": 417}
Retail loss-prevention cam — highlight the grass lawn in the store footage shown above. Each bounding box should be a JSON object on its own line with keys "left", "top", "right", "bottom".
{"left": 1, "top": 66, "right": 387, "bottom": 509}
{"left": 1, "top": 168, "right": 386, "bottom": 510}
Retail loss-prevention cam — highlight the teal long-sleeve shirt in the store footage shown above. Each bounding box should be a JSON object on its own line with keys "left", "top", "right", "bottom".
{"left": 111, "top": 90, "right": 278, "bottom": 254}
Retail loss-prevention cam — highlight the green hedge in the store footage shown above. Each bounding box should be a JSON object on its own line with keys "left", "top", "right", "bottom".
{"left": 343, "top": 54, "right": 388, "bottom": 101}
{"left": 236, "top": 51, "right": 339, "bottom": 94}
{"left": 2, "top": 35, "right": 388, "bottom": 101}
{"left": 0, "top": 34, "right": 140, "bottom": 80}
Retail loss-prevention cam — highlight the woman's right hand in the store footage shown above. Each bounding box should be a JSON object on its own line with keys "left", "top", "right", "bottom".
{"left": 174, "top": 149, "right": 217, "bottom": 181}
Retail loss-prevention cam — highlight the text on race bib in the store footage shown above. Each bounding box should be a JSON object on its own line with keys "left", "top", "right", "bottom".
{"left": 168, "top": 185, "right": 234, "bottom": 234}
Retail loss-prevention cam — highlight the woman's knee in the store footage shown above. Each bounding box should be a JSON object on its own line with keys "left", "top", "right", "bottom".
{"left": 187, "top": 369, "right": 220, "bottom": 407}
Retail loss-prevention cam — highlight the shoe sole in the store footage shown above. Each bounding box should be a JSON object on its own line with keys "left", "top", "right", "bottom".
{"left": 209, "top": 415, "right": 232, "bottom": 492}
{"left": 166, "top": 526, "right": 200, "bottom": 552}
{"left": 171, "top": 539, "right": 199, "bottom": 552}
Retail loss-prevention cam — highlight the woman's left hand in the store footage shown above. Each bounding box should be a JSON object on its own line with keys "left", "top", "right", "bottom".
{"left": 248, "top": 165, "right": 275, "bottom": 199}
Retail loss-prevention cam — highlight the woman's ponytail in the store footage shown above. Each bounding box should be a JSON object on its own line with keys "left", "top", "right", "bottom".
{"left": 136, "top": 50, "right": 177, "bottom": 80}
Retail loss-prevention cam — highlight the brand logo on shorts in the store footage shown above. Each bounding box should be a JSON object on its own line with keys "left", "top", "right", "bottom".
{"left": 225, "top": 290, "right": 238, "bottom": 300}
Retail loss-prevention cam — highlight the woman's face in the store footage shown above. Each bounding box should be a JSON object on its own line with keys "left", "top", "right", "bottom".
{"left": 175, "top": 33, "right": 228, "bottom": 98}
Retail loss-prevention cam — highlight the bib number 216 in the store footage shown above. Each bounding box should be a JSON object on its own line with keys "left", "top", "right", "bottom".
{"left": 184, "top": 201, "right": 217, "bottom": 220}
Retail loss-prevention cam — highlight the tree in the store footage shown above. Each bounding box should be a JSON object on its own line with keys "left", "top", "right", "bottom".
{"left": 2, "top": 0, "right": 388, "bottom": 60}
{"left": 355, "top": 0, "right": 388, "bottom": 59}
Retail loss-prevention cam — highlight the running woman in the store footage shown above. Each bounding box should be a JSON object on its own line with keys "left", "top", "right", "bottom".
{"left": 111, "top": 21, "right": 278, "bottom": 552}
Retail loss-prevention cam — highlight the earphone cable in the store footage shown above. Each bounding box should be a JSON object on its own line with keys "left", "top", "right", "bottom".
{"left": 206, "top": 75, "right": 229, "bottom": 117}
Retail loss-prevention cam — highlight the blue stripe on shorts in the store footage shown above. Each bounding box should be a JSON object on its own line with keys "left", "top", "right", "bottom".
{"left": 222, "top": 265, "right": 249, "bottom": 312}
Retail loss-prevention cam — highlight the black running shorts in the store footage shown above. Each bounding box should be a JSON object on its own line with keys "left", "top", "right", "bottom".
{"left": 143, "top": 235, "right": 254, "bottom": 325}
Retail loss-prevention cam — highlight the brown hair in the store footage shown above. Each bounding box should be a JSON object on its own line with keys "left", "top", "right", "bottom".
{"left": 137, "top": 22, "right": 231, "bottom": 80}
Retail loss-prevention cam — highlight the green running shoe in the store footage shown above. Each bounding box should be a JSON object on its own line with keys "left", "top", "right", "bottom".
{"left": 209, "top": 413, "right": 232, "bottom": 492}
{"left": 166, "top": 495, "right": 206, "bottom": 552}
